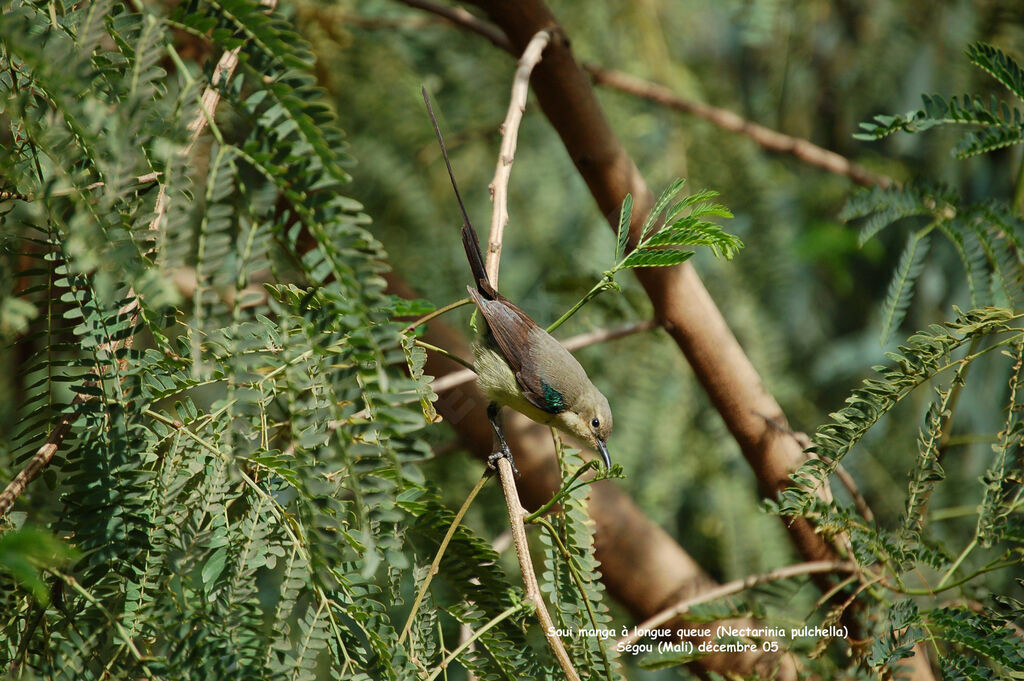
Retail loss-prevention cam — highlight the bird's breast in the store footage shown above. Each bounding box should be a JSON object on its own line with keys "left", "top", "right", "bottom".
{"left": 472, "top": 342, "right": 557, "bottom": 425}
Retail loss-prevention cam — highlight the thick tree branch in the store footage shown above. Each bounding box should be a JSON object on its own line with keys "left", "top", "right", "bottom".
{"left": 464, "top": 0, "right": 837, "bottom": 582}
{"left": 405, "top": 25, "right": 785, "bottom": 676}
{"left": 427, "top": 3, "right": 935, "bottom": 677}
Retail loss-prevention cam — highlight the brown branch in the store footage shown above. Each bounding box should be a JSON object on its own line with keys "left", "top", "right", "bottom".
{"left": 464, "top": 0, "right": 839, "bottom": 581}
{"left": 835, "top": 462, "right": 876, "bottom": 524}
{"left": 617, "top": 560, "right": 861, "bottom": 647}
{"left": 446, "top": 5, "right": 946, "bottom": 679}
{"left": 497, "top": 457, "right": 581, "bottom": 681}
{"left": 0, "top": 172, "right": 162, "bottom": 203}
{"left": 584, "top": 64, "right": 893, "bottom": 189}
{"left": 560, "top": 317, "right": 658, "bottom": 350}
{"left": 392, "top": 0, "right": 892, "bottom": 189}
{"left": 151, "top": 0, "right": 278, "bottom": 235}
{"left": 0, "top": 415, "right": 75, "bottom": 517}
{"left": 378, "top": 2, "right": 925, "bottom": 676}
{"left": 479, "top": 28, "right": 581, "bottom": 681}
{"left": 394, "top": 0, "right": 510, "bottom": 51}
{"left": 183, "top": 29, "right": 246, "bottom": 157}
{"left": 760, "top": 409, "right": 876, "bottom": 525}
{"left": 484, "top": 29, "right": 551, "bottom": 286}
{"left": 425, "top": 3, "right": 936, "bottom": 677}
{"left": 429, "top": 318, "right": 657, "bottom": 394}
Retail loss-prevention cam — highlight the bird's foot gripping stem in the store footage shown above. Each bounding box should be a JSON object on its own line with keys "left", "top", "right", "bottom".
{"left": 486, "top": 403, "right": 520, "bottom": 479}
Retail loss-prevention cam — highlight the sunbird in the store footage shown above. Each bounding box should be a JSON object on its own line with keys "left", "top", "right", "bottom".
{"left": 423, "top": 89, "right": 613, "bottom": 475}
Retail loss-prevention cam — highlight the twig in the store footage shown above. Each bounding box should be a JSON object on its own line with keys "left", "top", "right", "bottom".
{"left": 616, "top": 560, "right": 860, "bottom": 647}
{"left": 903, "top": 555, "right": 1024, "bottom": 596}
{"left": 937, "top": 337, "right": 980, "bottom": 459}
{"left": 400, "top": 471, "right": 491, "bottom": 644}
{"left": 403, "top": 297, "right": 473, "bottom": 333}
{"left": 758, "top": 409, "right": 876, "bottom": 525}
{"left": 812, "top": 573, "right": 885, "bottom": 657}
{"left": 813, "top": 572, "right": 861, "bottom": 611}
{"left": 183, "top": 25, "right": 246, "bottom": 157}
{"left": 834, "top": 462, "right": 875, "bottom": 524}
{"left": 429, "top": 318, "right": 656, "bottom": 394}
{"left": 53, "top": 571, "right": 156, "bottom": 676}
{"left": 394, "top": 0, "right": 511, "bottom": 51}
{"left": 0, "top": 413, "right": 75, "bottom": 517}
{"left": 546, "top": 276, "right": 614, "bottom": 334}
{"left": 0, "top": 172, "right": 162, "bottom": 202}
{"left": 481, "top": 29, "right": 580, "bottom": 681}
{"left": 561, "top": 317, "right": 657, "bottom": 348}
{"left": 484, "top": 29, "right": 551, "bottom": 286}
{"left": 425, "top": 600, "right": 526, "bottom": 681}
{"left": 414, "top": 339, "right": 477, "bottom": 372}
{"left": 524, "top": 460, "right": 600, "bottom": 523}
{"left": 151, "top": 0, "right": 278, "bottom": 235}
{"left": 497, "top": 457, "right": 581, "bottom": 681}
{"left": 583, "top": 64, "right": 894, "bottom": 189}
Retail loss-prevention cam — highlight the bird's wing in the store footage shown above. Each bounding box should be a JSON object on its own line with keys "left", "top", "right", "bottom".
{"left": 468, "top": 287, "right": 568, "bottom": 414}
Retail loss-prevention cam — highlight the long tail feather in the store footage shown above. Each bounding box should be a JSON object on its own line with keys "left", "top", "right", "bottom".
{"left": 422, "top": 86, "right": 494, "bottom": 297}
{"left": 461, "top": 223, "right": 493, "bottom": 295}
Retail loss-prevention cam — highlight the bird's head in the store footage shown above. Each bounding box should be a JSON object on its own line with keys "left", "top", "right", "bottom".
{"left": 556, "top": 388, "right": 613, "bottom": 468}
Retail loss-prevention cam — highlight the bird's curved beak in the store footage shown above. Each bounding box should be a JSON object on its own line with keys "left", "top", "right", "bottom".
{"left": 596, "top": 438, "right": 611, "bottom": 469}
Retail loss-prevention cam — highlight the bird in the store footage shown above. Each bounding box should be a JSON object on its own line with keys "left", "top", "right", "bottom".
{"left": 422, "top": 88, "right": 613, "bottom": 475}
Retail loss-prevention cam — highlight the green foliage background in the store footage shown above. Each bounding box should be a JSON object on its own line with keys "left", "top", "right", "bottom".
{"left": 1, "top": 0, "right": 1023, "bottom": 679}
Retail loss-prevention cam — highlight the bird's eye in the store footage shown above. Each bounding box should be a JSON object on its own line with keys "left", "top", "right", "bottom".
{"left": 591, "top": 418, "right": 600, "bottom": 428}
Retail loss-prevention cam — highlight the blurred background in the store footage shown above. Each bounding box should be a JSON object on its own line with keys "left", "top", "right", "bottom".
{"left": 2, "top": 1, "right": 1023, "bottom": 677}
{"left": 282, "top": 0, "right": 1024, "bottom": 591}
